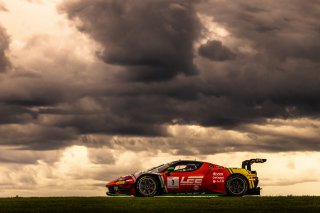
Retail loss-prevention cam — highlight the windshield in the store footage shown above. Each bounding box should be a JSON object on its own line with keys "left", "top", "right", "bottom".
{"left": 146, "top": 163, "right": 171, "bottom": 173}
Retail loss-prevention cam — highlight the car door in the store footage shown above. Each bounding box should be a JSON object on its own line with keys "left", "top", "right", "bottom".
{"left": 164, "top": 161, "right": 205, "bottom": 193}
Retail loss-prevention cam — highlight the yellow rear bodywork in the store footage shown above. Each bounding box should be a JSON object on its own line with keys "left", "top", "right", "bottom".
{"left": 226, "top": 168, "right": 257, "bottom": 189}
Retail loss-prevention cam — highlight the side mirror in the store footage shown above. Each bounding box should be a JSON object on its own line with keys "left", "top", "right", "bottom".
{"left": 167, "top": 167, "right": 174, "bottom": 172}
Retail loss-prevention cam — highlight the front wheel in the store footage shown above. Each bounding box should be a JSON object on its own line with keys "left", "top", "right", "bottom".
{"left": 135, "top": 175, "right": 159, "bottom": 197}
{"left": 225, "top": 174, "right": 248, "bottom": 196}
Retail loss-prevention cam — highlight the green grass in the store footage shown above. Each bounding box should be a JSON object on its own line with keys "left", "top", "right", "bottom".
{"left": 0, "top": 196, "right": 319, "bottom": 213}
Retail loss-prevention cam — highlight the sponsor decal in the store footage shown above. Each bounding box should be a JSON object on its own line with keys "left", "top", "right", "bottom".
{"left": 212, "top": 172, "right": 224, "bottom": 176}
{"left": 167, "top": 177, "right": 179, "bottom": 189}
{"left": 180, "top": 176, "right": 204, "bottom": 185}
{"left": 193, "top": 185, "right": 200, "bottom": 191}
{"left": 212, "top": 172, "right": 224, "bottom": 183}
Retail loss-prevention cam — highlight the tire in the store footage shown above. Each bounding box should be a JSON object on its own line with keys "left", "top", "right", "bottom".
{"left": 135, "top": 175, "right": 159, "bottom": 197}
{"left": 225, "top": 174, "right": 248, "bottom": 196}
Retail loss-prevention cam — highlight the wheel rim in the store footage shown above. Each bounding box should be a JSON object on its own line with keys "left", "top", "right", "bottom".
{"left": 138, "top": 177, "right": 157, "bottom": 196}
{"left": 229, "top": 177, "right": 246, "bottom": 195}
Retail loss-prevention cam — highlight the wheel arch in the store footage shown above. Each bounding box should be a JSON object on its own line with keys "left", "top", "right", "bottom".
{"left": 226, "top": 173, "right": 250, "bottom": 187}
{"left": 225, "top": 173, "right": 250, "bottom": 196}
{"left": 226, "top": 168, "right": 253, "bottom": 188}
{"left": 135, "top": 173, "right": 165, "bottom": 195}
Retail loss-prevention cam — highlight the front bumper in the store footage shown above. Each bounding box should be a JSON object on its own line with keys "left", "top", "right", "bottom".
{"left": 107, "top": 185, "right": 134, "bottom": 195}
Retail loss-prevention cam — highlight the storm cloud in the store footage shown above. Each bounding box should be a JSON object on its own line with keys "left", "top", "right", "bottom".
{"left": 199, "top": 40, "right": 236, "bottom": 61}
{"left": 2, "top": 0, "right": 320, "bottom": 197}
{"left": 0, "top": 25, "right": 10, "bottom": 72}
{"left": 62, "top": 0, "right": 201, "bottom": 81}
{"left": 0, "top": 0, "right": 319, "bottom": 152}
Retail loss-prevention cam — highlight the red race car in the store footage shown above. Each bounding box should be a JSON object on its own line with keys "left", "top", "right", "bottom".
{"left": 106, "top": 158, "right": 266, "bottom": 197}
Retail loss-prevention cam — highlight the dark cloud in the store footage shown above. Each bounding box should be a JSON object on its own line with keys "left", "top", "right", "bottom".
{"left": 59, "top": 0, "right": 320, "bottom": 125}
{"left": 199, "top": 0, "right": 320, "bottom": 61}
{"left": 55, "top": 112, "right": 167, "bottom": 136}
{"left": 196, "top": 0, "right": 320, "bottom": 115}
{"left": 0, "top": 124, "right": 78, "bottom": 150}
{"left": 0, "top": 74, "right": 79, "bottom": 107}
{"left": 0, "top": 25, "right": 10, "bottom": 72}
{"left": 96, "top": 122, "right": 320, "bottom": 155}
{"left": 0, "top": 0, "right": 319, "bottom": 154}
{"left": 0, "top": 1, "right": 319, "bottom": 195}
{"left": 0, "top": 149, "right": 61, "bottom": 164}
{"left": 60, "top": 0, "right": 320, "bottom": 151}
{"left": 61, "top": 0, "right": 202, "bottom": 81}
{"left": 0, "top": 104, "right": 36, "bottom": 124}
{"left": 199, "top": 40, "right": 236, "bottom": 61}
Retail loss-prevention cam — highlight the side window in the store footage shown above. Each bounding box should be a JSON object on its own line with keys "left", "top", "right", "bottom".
{"left": 172, "top": 162, "right": 201, "bottom": 172}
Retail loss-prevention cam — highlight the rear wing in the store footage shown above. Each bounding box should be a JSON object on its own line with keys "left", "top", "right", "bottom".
{"left": 242, "top": 158, "right": 267, "bottom": 171}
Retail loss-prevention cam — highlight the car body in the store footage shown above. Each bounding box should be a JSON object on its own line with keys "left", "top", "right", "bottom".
{"left": 106, "top": 158, "right": 266, "bottom": 197}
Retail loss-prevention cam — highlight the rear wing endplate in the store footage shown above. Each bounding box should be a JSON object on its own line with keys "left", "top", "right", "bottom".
{"left": 242, "top": 158, "right": 267, "bottom": 171}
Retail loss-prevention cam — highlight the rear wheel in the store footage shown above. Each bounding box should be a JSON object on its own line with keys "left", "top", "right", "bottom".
{"left": 135, "top": 175, "right": 159, "bottom": 197}
{"left": 226, "top": 174, "right": 248, "bottom": 196}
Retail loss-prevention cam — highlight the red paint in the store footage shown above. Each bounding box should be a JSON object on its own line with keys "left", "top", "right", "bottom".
{"left": 106, "top": 162, "right": 234, "bottom": 195}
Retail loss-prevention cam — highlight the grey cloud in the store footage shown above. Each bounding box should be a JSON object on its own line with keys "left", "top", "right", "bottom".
{"left": 199, "top": 40, "right": 236, "bottom": 61}
{"left": 90, "top": 163, "right": 144, "bottom": 182}
{"left": 0, "top": 124, "right": 78, "bottom": 150}
{"left": 0, "top": 75, "right": 79, "bottom": 107}
{"left": 199, "top": 0, "right": 320, "bottom": 61}
{"left": 78, "top": 119, "right": 320, "bottom": 156}
{"left": 0, "top": 104, "right": 36, "bottom": 124}
{"left": 196, "top": 0, "right": 320, "bottom": 115}
{"left": 61, "top": 0, "right": 202, "bottom": 81}
{"left": 58, "top": 114, "right": 167, "bottom": 136}
{"left": 88, "top": 148, "right": 116, "bottom": 165}
{"left": 0, "top": 0, "right": 320, "bottom": 154}
{"left": 131, "top": 133, "right": 319, "bottom": 154}
{"left": 0, "top": 149, "right": 61, "bottom": 164}
{"left": 0, "top": 25, "right": 10, "bottom": 72}
{"left": 59, "top": 0, "right": 320, "bottom": 130}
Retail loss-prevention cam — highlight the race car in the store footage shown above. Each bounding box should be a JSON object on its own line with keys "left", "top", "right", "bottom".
{"left": 106, "top": 158, "right": 266, "bottom": 197}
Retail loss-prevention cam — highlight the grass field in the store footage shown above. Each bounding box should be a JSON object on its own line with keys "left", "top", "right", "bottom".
{"left": 0, "top": 196, "right": 319, "bottom": 213}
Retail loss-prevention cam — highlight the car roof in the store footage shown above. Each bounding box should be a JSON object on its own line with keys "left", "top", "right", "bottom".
{"left": 169, "top": 160, "right": 204, "bottom": 164}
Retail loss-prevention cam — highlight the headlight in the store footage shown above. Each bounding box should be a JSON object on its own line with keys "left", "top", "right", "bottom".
{"left": 116, "top": 176, "right": 134, "bottom": 185}
{"left": 118, "top": 176, "right": 133, "bottom": 181}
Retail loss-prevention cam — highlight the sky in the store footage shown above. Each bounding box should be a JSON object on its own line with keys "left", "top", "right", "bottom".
{"left": 0, "top": 0, "right": 319, "bottom": 197}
